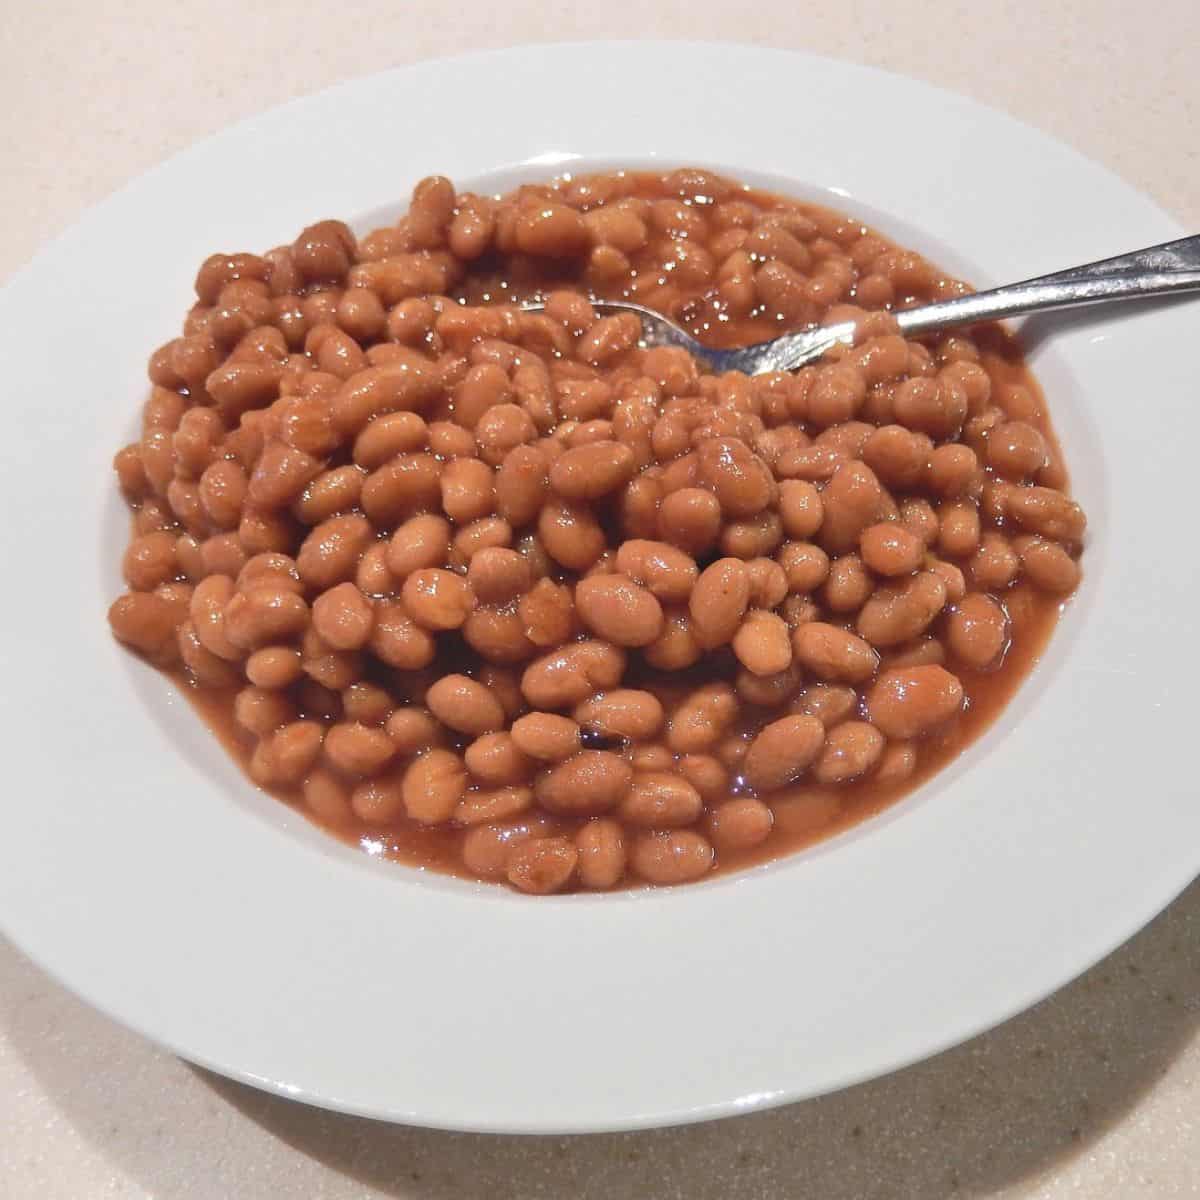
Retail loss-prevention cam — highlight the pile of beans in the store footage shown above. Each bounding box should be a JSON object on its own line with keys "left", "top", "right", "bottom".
{"left": 108, "top": 167, "right": 1086, "bottom": 893}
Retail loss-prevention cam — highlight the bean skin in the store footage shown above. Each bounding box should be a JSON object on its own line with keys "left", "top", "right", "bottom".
{"left": 574, "top": 573, "right": 664, "bottom": 647}
{"left": 689, "top": 558, "right": 750, "bottom": 649}
{"left": 743, "top": 715, "right": 826, "bottom": 790}
{"left": 792, "top": 622, "right": 879, "bottom": 683}
{"left": 535, "top": 751, "right": 633, "bottom": 815}
{"left": 630, "top": 831, "right": 715, "bottom": 885}
{"left": 866, "top": 666, "right": 965, "bottom": 739}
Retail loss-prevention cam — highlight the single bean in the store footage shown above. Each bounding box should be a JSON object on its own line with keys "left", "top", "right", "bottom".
{"left": 743, "top": 715, "right": 826, "bottom": 790}
{"left": 535, "top": 751, "right": 633, "bottom": 815}
{"left": 866, "top": 666, "right": 965, "bottom": 739}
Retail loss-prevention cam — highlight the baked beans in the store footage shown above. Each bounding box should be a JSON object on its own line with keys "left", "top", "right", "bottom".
{"left": 108, "top": 167, "right": 1085, "bottom": 893}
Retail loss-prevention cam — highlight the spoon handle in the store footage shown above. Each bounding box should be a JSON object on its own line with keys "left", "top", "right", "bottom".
{"left": 895, "top": 235, "right": 1200, "bottom": 338}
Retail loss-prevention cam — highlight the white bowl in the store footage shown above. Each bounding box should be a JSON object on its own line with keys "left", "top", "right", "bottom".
{"left": 1, "top": 41, "right": 1196, "bottom": 1134}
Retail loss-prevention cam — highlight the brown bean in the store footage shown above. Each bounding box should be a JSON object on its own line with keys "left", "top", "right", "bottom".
{"left": 618, "top": 773, "right": 703, "bottom": 827}
{"left": 237, "top": 551, "right": 302, "bottom": 594}
{"left": 969, "top": 532, "right": 1021, "bottom": 591}
{"left": 517, "top": 578, "right": 576, "bottom": 648}
{"left": 576, "top": 819, "right": 627, "bottom": 889}
{"left": 643, "top": 607, "right": 702, "bottom": 671}
{"left": 538, "top": 496, "right": 606, "bottom": 571}
{"left": 862, "top": 425, "right": 930, "bottom": 489}
{"left": 250, "top": 721, "right": 324, "bottom": 786}
{"left": 823, "top": 554, "right": 874, "bottom": 613}
{"left": 224, "top": 586, "right": 309, "bottom": 649}
{"left": 807, "top": 364, "right": 866, "bottom": 427}
{"left": 506, "top": 837, "right": 578, "bottom": 894}
{"left": 330, "top": 357, "right": 443, "bottom": 437}
{"left": 743, "top": 715, "right": 826, "bottom": 790}
{"left": 345, "top": 777, "right": 404, "bottom": 823}
{"left": 187, "top": 574, "right": 239, "bottom": 661}
{"left": 245, "top": 645, "right": 302, "bottom": 689}
{"left": 429, "top": 419, "right": 478, "bottom": 459}
{"left": 495, "top": 444, "right": 549, "bottom": 526}
{"left": 928, "top": 443, "right": 980, "bottom": 498}
{"left": 460, "top": 818, "right": 542, "bottom": 879}
{"left": 455, "top": 786, "right": 534, "bottom": 826}
{"left": 361, "top": 452, "right": 441, "bottom": 524}
{"left": 630, "top": 831, "right": 714, "bottom": 885}
{"left": 174, "top": 618, "right": 239, "bottom": 685}
{"left": 777, "top": 479, "right": 824, "bottom": 539}
{"left": 247, "top": 440, "right": 322, "bottom": 510}
{"left": 574, "top": 573, "right": 664, "bottom": 647}
{"left": 303, "top": 767, "right": 353, "bottom": 824}
{"left": 666, "top": 683, "right": 737, "bottom": 753}
{"left": 576, "top": 313, "right": 640, "bottom": 365}
{"left": 341, "top": 681, "right": 393, "bottom": 725}
{"left": 509, "top": 712, "right": 580, "bottom": 762}
{"left": 369, "top": 601, "right": 436, "bottom": 669}
{"left": 122, "top": 532, "right": 177, "bottom": 592}
{"left": 311, "top": 582, "right": 374, "bottom": 650}
{"left": 574, "top": 690, "right": 664, "bottom": 741}
{"left": 856, "top": 571, "right": 948, "bottom": 647}
{"left": 402, "top": 749, "right": 468, "bottom": 824}
{"left": 813, "top": 721, "right": 885, "bottom": 783}
{"left": 515, "top": 204, "right": 591, "bottom": 257}
{"left": 614, "top": 539, "right": 698, "bottom": 602}
{"left": 859, "top": 523, "right": 922, "bottom": 577}
{"left": 386, "top": 513, "right": 451, "bottom": 580}
{"left": 297, "top": 513, "right": 373, "bottom": 590}
{"left": 793, "top": 683, "right": 859, "bottom": 727}
{"left": 291, "top": 465, "right": 363, "bottom": 525}
{"left": 866, "top": 666, "right": 965, "bottom": 738}
{"left": 820, "top": 461, "right": 884, "bottom": 554}
{"left": 946, "top": 593, "right": 1010, "bottom": 669}
{"left": 987, "top": 420, "right": 1048, "bottom": 479}
{"left": 632, "top": 744, "right": 674, "bottom": 773}
{"left": 689, "top": 558, "right": 750, "bottom": 649}
{"left": 735, "top": 661, "right": 802, "bottom": 706}
{"left": 657, "top": 487, "right": 722, "bottom": 554}
{"left": 464, "top": 733, "right": 534, "bottom": 786}
{"left": 709, "top": 798, "right": 773, "bottom": 851}
{"left": 1005, "top": 486, "right": 1086, "bottom": 543}
{"left": 401, "top": 568, "right": 476, "bottom": 630}
{"left": 535, "top": 751, "right": 633, "bottom": 814}
{"left": 1016, "top": 536, "right": 1081, "bottom": 593}
{"left": 893, "top": 375, "right": 967, "bottom": 438}
{"left": 746, "top": 557, "right": 789, "bottom": 609}
{"left": 353, "top": 411, "right": 428, "bottom": 469}
{"left": 385, "top": 706, "right": 440, "bottom": 754}
{"left": 732, "top": 610, "right": 793, "bottom": 676}
{"left": 520, "top": 641, "right": 625, "bottom": 710}
{"left": 549, "top": 440, "right": 636, "bottom": 499}
{"left": 426, "top": 673, "right": 506, "bottom": 735}
{"left": 792, "top": 622, "right": 879, "bottom": 683}
{"left": 928, "top": 560, "right": 967, "bottom": 604}
{"left": 440, "top": 456, "right": 495, "bottom": 524}
{"left": 696, "top": 437, "right": 774, "bottom": 516}
{"left": 937, "top": 497, "right": 982, "bottom": 561}
{"left": 324, "top": 721, "right": 397, "bottom": 776}
{"left": 779, "top": 542, "right": 830, "bottom": 593}
{"left": 875, "top": 741, "right": 918, "bottom": 784}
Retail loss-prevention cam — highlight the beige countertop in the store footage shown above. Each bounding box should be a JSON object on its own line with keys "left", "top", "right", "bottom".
{"left": 3, "top": 5, "right": 1197, "bottom": 1197}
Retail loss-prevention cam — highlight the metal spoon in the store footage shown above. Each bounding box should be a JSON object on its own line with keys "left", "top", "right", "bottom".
{"left": 523, "top": 235, "right": 1200, "bottom": 375}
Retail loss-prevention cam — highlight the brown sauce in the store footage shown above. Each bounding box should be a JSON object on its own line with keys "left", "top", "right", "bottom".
{"left": 111, "top": 168, "right": 1084, "bottom": 891}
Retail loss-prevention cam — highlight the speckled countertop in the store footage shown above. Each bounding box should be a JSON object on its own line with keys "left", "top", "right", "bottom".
{"left": 3, "top": 6, "right": 1198, "bottom": 1197}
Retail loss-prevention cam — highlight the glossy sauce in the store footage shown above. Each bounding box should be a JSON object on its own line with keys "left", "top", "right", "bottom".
{"left": 156, "top": 171, "right": 1075, "bottom": 887}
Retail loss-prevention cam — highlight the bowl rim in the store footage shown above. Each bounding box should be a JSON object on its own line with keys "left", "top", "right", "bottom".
{"left": 1, "top": 40, "right": 1197, "bottom": 1134}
